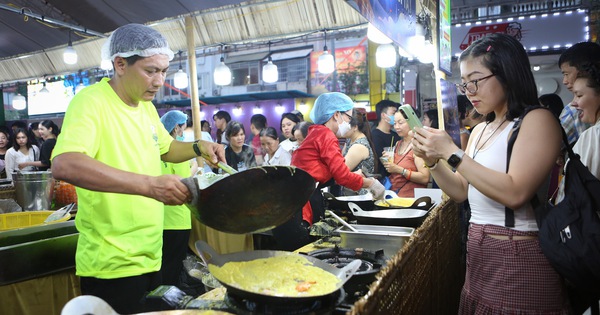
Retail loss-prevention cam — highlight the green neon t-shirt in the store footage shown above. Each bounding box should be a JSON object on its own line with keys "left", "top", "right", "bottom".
{"left": 161, "top": 160, "right": 192, "bottom": 230}
{"left": 52, "top": 78, "right": 173, "bottom": 278}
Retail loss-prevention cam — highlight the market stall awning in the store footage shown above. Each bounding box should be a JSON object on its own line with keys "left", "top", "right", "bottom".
{"left": 163, "top": 90, "right": 313, "bottom": 106}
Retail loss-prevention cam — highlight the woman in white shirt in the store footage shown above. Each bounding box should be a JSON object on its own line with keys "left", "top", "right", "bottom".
{"left": 260, "top": 127, "right": 291, "bottom": 166}
{"left": 5, "top": 128, "right": 39, "bottom": 180}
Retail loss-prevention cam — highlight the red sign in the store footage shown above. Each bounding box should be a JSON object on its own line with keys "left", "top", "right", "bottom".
{"left": 459, "top": 22, "right": 523, "bottom": 50}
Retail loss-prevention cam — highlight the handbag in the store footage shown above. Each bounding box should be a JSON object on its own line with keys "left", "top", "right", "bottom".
{"left": 506, "top": 107, "right": 600, "bottom": 313}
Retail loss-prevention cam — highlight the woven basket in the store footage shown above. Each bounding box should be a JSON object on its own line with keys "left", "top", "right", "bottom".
{"left": 350, "top": 198, "right": 465, "bottom": 314}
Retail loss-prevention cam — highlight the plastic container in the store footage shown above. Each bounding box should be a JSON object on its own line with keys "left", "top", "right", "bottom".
{"left": 13, "top": 171, "right": 55, "bottom": 211}
{"left": 0, "top": 211, "right": 71, "bottom": 231}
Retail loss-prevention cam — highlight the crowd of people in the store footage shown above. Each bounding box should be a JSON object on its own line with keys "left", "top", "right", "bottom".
{"left": 0, "top": 120, "right": 60, "bottom": 180}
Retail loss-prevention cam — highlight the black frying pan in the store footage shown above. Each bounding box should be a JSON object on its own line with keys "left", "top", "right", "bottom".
{"left": 195, "top": 241, "right": 361, "bottom": 304}
{"left": 182, "top": 166, "right": 315, "bottom": 234}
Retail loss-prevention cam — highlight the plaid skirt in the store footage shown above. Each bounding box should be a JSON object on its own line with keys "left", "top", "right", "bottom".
{"left": 459, "top": 223, "right": 571, "bottom": 315}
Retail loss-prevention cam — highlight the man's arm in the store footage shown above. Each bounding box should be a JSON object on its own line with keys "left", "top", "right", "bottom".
{"left": 52, "top": 152, "right": 190, "bottom": 205}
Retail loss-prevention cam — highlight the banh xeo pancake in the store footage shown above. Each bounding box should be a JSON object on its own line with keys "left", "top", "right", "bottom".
{"left": 375, "top": 197, "right": 416, "bottom": 207}
{"left": 208, "top": 255, "right": 340, "bottom": 297}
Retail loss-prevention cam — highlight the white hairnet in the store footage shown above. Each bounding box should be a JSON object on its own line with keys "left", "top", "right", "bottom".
{"left": 310, "top": 92, "right": 354, "bottom": 125}
{"left": 160, "top": 110, "right": 188, "bottom": 133}
{"left": 101, "top": 23, "right": 174, "bottom": 62}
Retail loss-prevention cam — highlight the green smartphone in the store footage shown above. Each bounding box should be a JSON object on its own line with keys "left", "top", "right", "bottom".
{"left": 399, "top": 104, "right": 423, "bottom": 130}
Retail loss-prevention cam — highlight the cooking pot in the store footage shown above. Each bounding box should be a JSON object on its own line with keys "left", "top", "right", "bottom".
{"left": 194, "top": 241, "right": 361, "bottom": 303}
{"left": 374, "top": 194, "right": 434, "bottom": 210}
{"left": 181, "top": 166, "right": 315, "bottom": 234}
{"left": 348, "top": 201, "right": 433, "bottom": 228}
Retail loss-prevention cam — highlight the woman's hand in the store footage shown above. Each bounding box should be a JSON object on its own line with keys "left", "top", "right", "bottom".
{"left": 17, "top": 162, "right": 28, "bottom": 170}
{"left": 411, "top": 127, "right": 458, "bottom": 164}
{"left": 384, "top": 161, "right": 401, "bottom": 174}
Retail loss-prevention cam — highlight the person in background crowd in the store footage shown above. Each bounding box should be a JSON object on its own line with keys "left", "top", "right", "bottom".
{"left": 213, "top": 110, "right": 231, "bottom": 145}
{"left": 422, "top": 108, "right": 439, "bottom": 129}
{"left": 11, "top": 120, "right": 27, "bottom": 137}
{"left": 0, "top": 128, "right": 10, "bottom": 178}
{"left": 5, "top": 128, "right": 39, "bottom": 180}
{"left": 412, "top": 33, "right": 569, "bottom": 314}
{"left": 224, "top": 121, "right": 256, "bottom": 171}
{"left": 539, "top": 93, "right": 564, "bottom": 119}
{"left": 371, "top": 100, "right": 400, "bottom": 181}
{"left": 279, "top": 112, "right": 301, "bottom": 153}
{"left": 201, "top": 120, "right": 212, "bottom": 134}
{"left": 260, "top": 127, "right": 291, "bottom": 166}
{"left": 29, "top": 122, "right": 44, "bottom": 147}
{"left": 558, "top": 42, "right": 600, "bottom": 145}
{"left": 292, "top": 121, "right": 313, "bottom": 146}
{"left": 158, "top": 111, "right": 194, "bottom": 287}
{"left": 275, "top": 92, "right": 385, "bottom": 251}
{"left": 19, "top": 120, "right": 60, "bottom": 172}
{"left": 291, "top": 109, "right": 305, "bottom": 122}
{"left": 339, "top": 110, "right": 377, "bottom": 195}
{"left": 458, "top": 95, "right": 473, "bottom": 151}
{"left": 50, "top": 24, "right": 225, "bottom": 314}
{"left": 383, "top": 111, "right": 429, "bottom": 197}
{"left": 249, "top": 114, "right": 267, "bottom": 165}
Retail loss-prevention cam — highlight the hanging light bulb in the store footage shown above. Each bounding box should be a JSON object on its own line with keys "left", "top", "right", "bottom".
{"left": 407, "top": 22, "right": 426, "bottom": 57}
{"left": 214, "top": 46, "right": 232, "bottom": 86}
{"left": 63, "top": 31, "right": 78, "bottom": 65}
{"left": 418, "top": 41, "right": 436, "bottom": 64}
{"left": 39, "top": 82, "right": 50, "bottom": 94}
{"left": 173, "top": 51, "right": 189, "bottom": 89}
{"left": 317, "top": 30, "right": 335, "bottom": 74}
{"left": 233, "top": 106, "right": 243, "bottom": 116}
{"left": 100, "top": 59, "right": 112, "bottom": 70}
{"left": 275, "top": 103, "right": 285, "bottom": 114}
{"left": 376, "top": 44, "right": 397, "bottom": 68}
{"left": 262, "top": 42, "right": 278, "bottom": 83}
{"left": 12, "top": 94, "right": 26, "bottom": 110}
{"left": 253, "top": 105, "right": 263, "bottom": 114}
{"left": 367, "top": 23, "right": 393, "bottom": 44}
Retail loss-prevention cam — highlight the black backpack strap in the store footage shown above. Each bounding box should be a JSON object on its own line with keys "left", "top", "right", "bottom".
{"left": 504, "top": 105, "right": 545, "bottom": 227}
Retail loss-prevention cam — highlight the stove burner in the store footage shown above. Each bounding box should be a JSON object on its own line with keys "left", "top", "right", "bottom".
{"left": 306, "top": 247, "right": 388, "bottom": 304}
{"left": 224, "top": 289, "right": 346, "bottom": 315}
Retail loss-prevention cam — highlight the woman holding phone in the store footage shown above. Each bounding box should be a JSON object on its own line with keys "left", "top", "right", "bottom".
{"left": 382, "top": 111, "right": 429, "bottom": 197}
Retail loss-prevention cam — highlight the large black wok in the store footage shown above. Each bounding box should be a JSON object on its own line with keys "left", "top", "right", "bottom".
{"left": 348, "top": 201, "right": 433, "bottom": 228}
{"left": 195, "top": 241, "right": 361, "bottom": 304}
{"left": 182, "top": 166, "right": 315, "bottom": 234}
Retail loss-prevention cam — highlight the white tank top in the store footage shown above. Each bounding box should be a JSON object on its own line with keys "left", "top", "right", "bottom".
{"left": 467, "top": 120, "right": 538, "bottom": 231}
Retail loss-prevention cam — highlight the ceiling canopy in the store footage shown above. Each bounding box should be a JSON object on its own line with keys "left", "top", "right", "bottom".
{"left": 0, "top": 0, "right": 365, "bottom": 84}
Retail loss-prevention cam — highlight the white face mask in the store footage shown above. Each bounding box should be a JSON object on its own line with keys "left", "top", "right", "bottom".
{"left": 336, "top": 119, "right": 352, "bottom": 138}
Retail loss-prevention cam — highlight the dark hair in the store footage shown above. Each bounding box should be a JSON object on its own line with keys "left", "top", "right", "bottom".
{"left": 292, "top": 121, "right": 313, "bottom": 139}
{"left": 558, "top": 42, "right": 600, "bottom": 71}
{"left": 457, "top": 95, "right": 470, "bottom": 120}
{"left": 459, "top": 33, "right": 538, "bottom": 122}
{"left": 12, "top": 128, "right": 34, "bottom": 151}
{"left": 40, "top": 120, "right": 61, "bottom": 137}
{"left": 29, "top": 122, "right": 39, "bottom": 131}
{"left": 280, "top": 113, "right": 301, "bottom": 132}
{"left": 424, "top": 109, "right": 439, "bottom": 129}
{"left": 201, "top": 120, "right": 210, "bottom": 130}
{"left": 350, "top": 111, "right": 379, "bottom": 173}
{"left": 225, "top": 121, "right": 245, "bottom": 141}
{"left": 375, "top": 100, "right": 400, "bottom": 123}
{"left": 123, "top": 55, "right": 145, "bottom": 66}
{"left": 250, "top": 114, "right": 267, "bottom": 130}
{"left": 259, "top": 126, "right": 279, "bottom": 141}
{"left": 538, "top": 94, "right": 564, "bottom": 119}
{"left": 0, "top": 128, "right": 11, "bottom": 148}
{"left": 213, "top": 110, "right": 231, "bottom": 123}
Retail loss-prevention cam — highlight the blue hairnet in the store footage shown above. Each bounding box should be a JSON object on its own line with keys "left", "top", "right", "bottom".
{"left": 101, "top": 23, "right": 174, "bottom": 62}
{"left": 160, "top": 110, "right": 188, "bottom": 133}
{"left": 310, "top": 92, "right": 354, "bottom": 125}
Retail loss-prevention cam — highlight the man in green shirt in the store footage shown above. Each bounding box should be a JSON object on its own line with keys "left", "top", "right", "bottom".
{"left": 51, "top": 24, "right": 224, "bottom": 314}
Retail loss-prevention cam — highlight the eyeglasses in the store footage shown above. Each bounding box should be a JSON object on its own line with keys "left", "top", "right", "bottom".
{"left": 340, "top": 111, "right": 353, "bottom": 121}
{"left": 456, "top": 73, "right": 495, "bottom": 94}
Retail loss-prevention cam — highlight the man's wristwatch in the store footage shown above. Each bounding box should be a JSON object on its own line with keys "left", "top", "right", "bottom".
{"left": 447, "top": 149, "right": 465, "bottom": 169}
